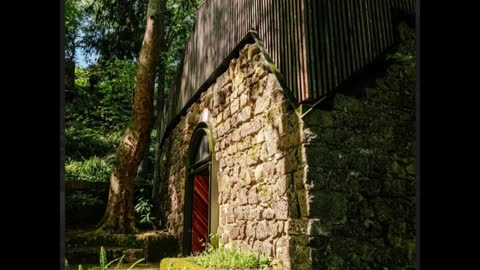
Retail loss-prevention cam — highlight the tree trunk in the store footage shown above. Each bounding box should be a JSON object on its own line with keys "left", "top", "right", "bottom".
{"left": 138, "top": 0, "right": 167, "bottom": 209}
{"left": 139, "top": 64, "right": 166, "bottom": 180}
{"left": 152, "top": 63, "right": 165, "bottom": 215}
{"left": 152, "top": 0, "right": 167, "bottom": 224}
{"left": 98, "top": 0, "right": 162, "bottom": 234}
{"left": 137, "top": 137, "right": 152, "bottom": 181}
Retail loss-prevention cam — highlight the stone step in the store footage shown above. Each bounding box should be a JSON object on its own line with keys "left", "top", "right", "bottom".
{"left": 66, "top": 246, "right": 143, "bottom": 265}
{"left": 66, "top": 231, "right": 179, "bottom": 264}
{"left": 66, "top": 231, "right": 141, "bottom": 248}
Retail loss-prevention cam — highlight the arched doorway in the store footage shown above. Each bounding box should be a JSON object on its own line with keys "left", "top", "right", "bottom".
{"left": 183, "top": 124, "right": 218, "bottom": 255}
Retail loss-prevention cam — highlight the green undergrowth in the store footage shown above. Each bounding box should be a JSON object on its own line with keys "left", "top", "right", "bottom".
{"left": 66, "top": 127, "right": 123, "bottom": 159}
{"left": 191, "top": 243, "right": 270, "bottom": 270}
{"left": 65, "top": 246, "right": 144, "bottom": 270}
{"left": 66, "top": 191, "right": 105, "bottom": 211}
{"left": 66, "top": 156, "right": 113, "bottom": 182}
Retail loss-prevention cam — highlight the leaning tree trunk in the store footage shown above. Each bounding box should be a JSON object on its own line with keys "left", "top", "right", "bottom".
{"left": 137, "top": 60, "right": 166, "bottom": 182}
{"left": 98, "top": 0, "right": 162, "bottom": 234}
{"left": 152, "top": 62, "right": 165, "bottom": 219}
{"left": 137, "top": 137, "right": 152, "bottom": 181}
{"left": 139, "top": 0, "right": 167, "bottom": 218}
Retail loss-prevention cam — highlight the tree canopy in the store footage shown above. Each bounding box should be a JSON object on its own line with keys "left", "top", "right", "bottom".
{"left": 65, "top": 0, "right": 203, "bottom": 232}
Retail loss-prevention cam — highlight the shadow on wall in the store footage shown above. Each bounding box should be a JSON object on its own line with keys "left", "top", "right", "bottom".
{"left": 298, "top": 22, "right": 416, "bottom": 269}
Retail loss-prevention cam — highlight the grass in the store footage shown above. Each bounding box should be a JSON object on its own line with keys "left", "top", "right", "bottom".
{"left": 191, "top": 245, "right": 270, "bottom": 270}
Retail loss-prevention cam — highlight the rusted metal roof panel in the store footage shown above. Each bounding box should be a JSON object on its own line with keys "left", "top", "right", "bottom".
{"left": 159, "top": 0, "right": 416, "bottom": 142}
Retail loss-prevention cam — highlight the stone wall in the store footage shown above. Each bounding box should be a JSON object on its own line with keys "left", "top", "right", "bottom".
{"left": 159, "top": 43, "right": 298, "bottom": 268}
{"left": 159, "top": 23, "right": 416, "bottom": 270}
{"left": 295, "top": 23, "right": 416, "bottom": 269}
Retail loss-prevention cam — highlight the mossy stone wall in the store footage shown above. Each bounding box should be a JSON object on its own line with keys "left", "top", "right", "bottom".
{"left": 298, "top": 23, "right": 416, "bottom": 269}
{"left": 159, "top": 23, "right": 416, "bottom": 270}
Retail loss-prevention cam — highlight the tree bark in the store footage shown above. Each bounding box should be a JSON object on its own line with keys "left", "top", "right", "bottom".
{"left": 137, "top": 137, "right": 152, "bottom": 181}
{"left": 152, "top": 63, "right": 165, "bottom": 214}
{"left": 139, "top": 0, "right": 167, "bottom": 211}
{"left": 152, "top": 0, "right": 167, "bottom": 224}
{"left": 98, "top": 0, "right": 162, "bottom": 234}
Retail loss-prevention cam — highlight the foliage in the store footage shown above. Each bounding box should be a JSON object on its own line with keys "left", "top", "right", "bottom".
{"left": 134, "top": 186, "right": 157, "bottom": 229}
{"left": 191, "top": 241, "right": 270, "bottom": 270}
{"left": 134, "top": 198, "right": 156, "bottom": 229}
{"left": 384, "top": 22, "right": 416, "bottom": 91}
{"left": 79, "top": 0, "right": 200, "bottom": 61}
{"left": 385, "top": 23, "right": 416, "bottom": 67}
{"left": 386, "top": 52, "right": 414, "bottom": 63}
{"left": 64, "top": 0, "right": 204, "bottom": 232}
{"left": 65, "top": 247, "right": 145, "bottom": 270}
{"left": 99, "top": 246, "right": 145, "bottom": 270}
{"left": 81, "top": 0, "right": 148, "bottom": 61}
{"left": 66, "top": 127, "right": 123, "bottom": 159}
{"left": 66, "top": 191, "right": 105, "bottom": 212}
{"left": 161, "top": 0, "right": 203, "bottom": 94}
{"left": 64, "top": 60, "right": 134, "bottom": 177}
{"left": 90, "top": 60, "right": 138, "bottom": 102}
{"left": 65, "top": 0, "right": 86, "bottom": 60}
{"left": 74, "top": 0, "right": 202, "bottom": 95}
{"left": 65, "top": 156, "right": 113, "bottom": 182}
{"left": 66, "top": 61, "right": 136, "bottom": 132}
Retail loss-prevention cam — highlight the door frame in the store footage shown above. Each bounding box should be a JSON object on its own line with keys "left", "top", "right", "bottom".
{"left": 183, "top": 123, "right": 217, "bottom": 255}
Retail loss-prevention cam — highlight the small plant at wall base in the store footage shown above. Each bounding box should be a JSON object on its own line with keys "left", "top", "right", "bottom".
{"left": 208, "top": 233, "right": 219, "bottom": 250}
{"left": 191, "top": 240, "right": 270, "bottom": 270}
{"left": 99, "top": 246, "right": 145, "bottom": 270}
{"left": 134, "top": 186, "right": 157, "bottom": 230}
{"left": 134, "top": 197, "right": 156, "bottom": 229}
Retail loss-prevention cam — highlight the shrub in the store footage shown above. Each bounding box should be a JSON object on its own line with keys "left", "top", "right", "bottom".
{"left": 65, "top": 127, "right": 122, "bottom": 159}
{"left": 65, "top": 191, "right": 105, "bottom": 212}
{"left": 65, "top": 156, "right": 112, "bottom": 182}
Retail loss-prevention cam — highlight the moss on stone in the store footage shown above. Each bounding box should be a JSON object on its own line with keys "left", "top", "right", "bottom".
{"left": 141, "top": 233, "right": 179, "bottom": 261}
{"left": 299, "top": 22, "right": 416, "bottom": 270}
{"left": 66, "top": 231, "right": 140, "bottom": 248}
{"left": 391, "top": 160, "right": 407, "bottom": 178}
{"left": 310, "top": 192, "right": 346, "bottom": 221}
{"left": 326, "top": 255, "right": 345, "bottom": 269}
{"left": 406, "top": 162, "right": 416, "bottom": 175}
{"left": 160, "top": 258, "right": 206, "bottom": 270}
{"left": 302, "top": 110, "right": 335, "bottom": 128}
{"left": 66, "top": 230, "right": 178, "bottom": 264}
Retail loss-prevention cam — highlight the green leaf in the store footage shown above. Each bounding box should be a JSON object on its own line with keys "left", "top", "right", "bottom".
{"left": 127, "top": 258, "right": 145, "bottom": 270}
{"left": 104, "top": 256, "right": 122, "bottom": 269}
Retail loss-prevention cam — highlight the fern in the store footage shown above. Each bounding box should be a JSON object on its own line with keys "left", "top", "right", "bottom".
{"left": 100, "top": 246, "right": 107, "bottom": 269}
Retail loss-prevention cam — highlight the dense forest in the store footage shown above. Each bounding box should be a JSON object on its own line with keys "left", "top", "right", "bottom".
{"left": 65, "top": 0, "right": 202, "bottom": 231}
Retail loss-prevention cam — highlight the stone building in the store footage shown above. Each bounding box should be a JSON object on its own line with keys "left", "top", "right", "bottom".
{"left": 157, "top": 1, "right": 416, "bottom": 269}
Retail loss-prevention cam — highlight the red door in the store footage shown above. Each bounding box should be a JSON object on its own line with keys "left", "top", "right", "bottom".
{"left": 192, "top": 175, "right": 209, "bottom": 254}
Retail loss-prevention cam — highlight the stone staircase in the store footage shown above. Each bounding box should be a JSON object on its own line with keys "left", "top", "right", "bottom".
{"left": 65, "top": 230, "right": 179, "bottom": 266}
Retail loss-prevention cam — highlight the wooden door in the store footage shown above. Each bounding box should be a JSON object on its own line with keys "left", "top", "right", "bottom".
{"left": 192, "top": 174, "right": 209, "bottom": 254}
